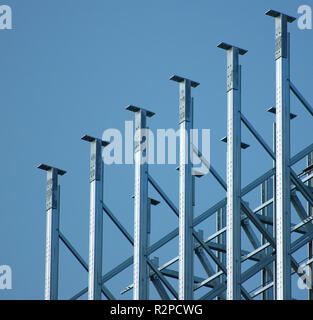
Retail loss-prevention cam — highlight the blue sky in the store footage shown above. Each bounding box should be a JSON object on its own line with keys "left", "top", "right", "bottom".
{"left": 0, "top": 0, "right": 312, "bottom": 299}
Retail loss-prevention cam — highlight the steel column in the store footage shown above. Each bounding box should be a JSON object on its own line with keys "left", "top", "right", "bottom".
{"left": 170, "top": 75, "right": 199, "bottom": 300}
{"left": 261, "top": 178, "right": 274, "bottom": 299}
{"left": 82, "top": 135, "right": 109, "bottom": 300}
{"left": 127, "top": 105, "right": 155, "bottom": 300}
{"left": 38, "top": 164, "right": 66, "bottom": 300}
{"left": 218, "top": 42, "right": 247, "bottom": 300}
{"left": 308, "top": 152, "right": 313, "bottom": 299}
{"left": 272, "top": 122, "right": 277, "bottom": 300}
{"left": 266, "top": 10, "right": 295, "bottom": 300}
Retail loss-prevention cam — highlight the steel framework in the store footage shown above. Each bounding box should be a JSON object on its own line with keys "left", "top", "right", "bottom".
{"left": 38, "top": 10, "right": 313, "bottom": 300}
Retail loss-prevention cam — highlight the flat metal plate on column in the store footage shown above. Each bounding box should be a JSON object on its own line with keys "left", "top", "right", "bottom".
{"left": 217, "top": 42, "right": 248, "bottom": 55}
{"left": 81, "top": 134, "right": 110, "bottom": 147}
{"left": 38, "top": 164, "right": 66, "bottom": 176}
{"left": 170, "top": 75, "right": 200, "bottom": 88}
{"left": 126, "top": 105, "right": 155, "bottom": 118}
{"left": 265, "top": 10, "right": 296, "bottom": 22}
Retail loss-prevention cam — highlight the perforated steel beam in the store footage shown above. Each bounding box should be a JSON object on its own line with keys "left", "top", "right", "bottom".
{"left": 261, "top": 178, "right": 274, "bottom": 299}
{"left": 266, "top": 10, "right": 296, "bottom": 300}
{"left": 38, "top": 164, "right": 66, "bottom": 300}
{"left": 127, "top": 105, "right": 155, "bottom": 300}
{"left": 218, "top": 42, "right": 247, "bottom": 300}
{"left": 82, "top": 135, "right": 109, "bottom": 300}
{"left": 308, "top": 152, "right": 313, "bottom": 299}
{"left": 170, "top": 75, "right": 199, "bottom": 300}
{"left": 272, "top": 121, "right": 277, "bottom": 300}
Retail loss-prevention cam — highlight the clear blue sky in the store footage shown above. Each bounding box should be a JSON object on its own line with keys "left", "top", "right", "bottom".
{"left": 1, "top": 0, "right": 312, "bottom": 299}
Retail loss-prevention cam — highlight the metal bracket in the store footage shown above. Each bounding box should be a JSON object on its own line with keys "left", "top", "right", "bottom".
{"left": 217, "top": 42, "right": 248, "bottom": 55}
{"left": 267, "top": 107, "right": 297, "bottom": 119}
{"left": 126, "top": 105, "right": 155, "bottom": 152}
{"left": 38, "top": 164, "right": 66, "bottom": 176}
{"left": 81, "top": 134, "right": 110, "bottom": 147}
{"left": 126, "top": 105, "right": 155, "bottom": 118}
{"left": 265, "top": 9, "right": 296, "bottom": 22}
{"left": 170, "top": 75, "right": 200, "bottom": 88}
{"left": 82, "top": 135, "right": 109, "bottom": 182}
{"left": 266, "top": 10, "right": 295, "bottom": 60}
{"left": 170, "top": 75, "right": 199, "bottom": 124}
{"left": 38, "top": 164, "right": 66, "bottom": 210}
{"left": 220, "top": 136, "right": 250, "bottom": 149}
{"left": 218, "top": 43, "right": 247, "bottom": 91}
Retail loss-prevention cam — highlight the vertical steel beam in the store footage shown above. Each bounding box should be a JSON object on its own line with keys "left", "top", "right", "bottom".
{"left": 261, "top": 178, "right": 274, "bottom": 299}
{"left": 218, "top": 42, "right": 247, "bottom": 300}
{"left": 38, "top": 164, "right": 66, "bottom": 300}
{"left": 266, "top": 10, "right": 295, "bottom": 300}
{"left": 82, "top": 135, "right": 109, "bottom": 300}
{"left": 170, "top": 75, "right": 199, "bottom": 300}
{"left": 308, "top": 152, "right": 313, "bottom": 299}
{"left": 127, "top": 105, "right": 155, "bottom": 300}
{"left": 272, "top": 122, "right": 277, "bottom": 300}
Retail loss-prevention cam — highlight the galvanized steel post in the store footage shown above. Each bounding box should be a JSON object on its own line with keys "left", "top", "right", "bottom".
{"left": 308, "top": 152, "right": 313, "bottom": 299}
{"left": 170, "top": 75, "right": 199, "bottom": 300}
{"left": 266, "top": 10, "right": 295, "bottom": 300}
{"left": 38, "top": 164, "right": 66, "bottom": 300}
{"left": 127, "top": 105, "right": 155, "bottom": 300}
{"left": 82, "top": 135, "right": 109, "bottom": 300}
{"left": 218, "top": 42, "right": 247, "bottom": 300}
{"left": 261, "top": 178, "right": 274, "bottom": 299}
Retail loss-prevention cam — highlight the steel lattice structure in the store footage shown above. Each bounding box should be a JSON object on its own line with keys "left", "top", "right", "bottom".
{"left": 38, "top": 10, "right": 313, "bottom": 300}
